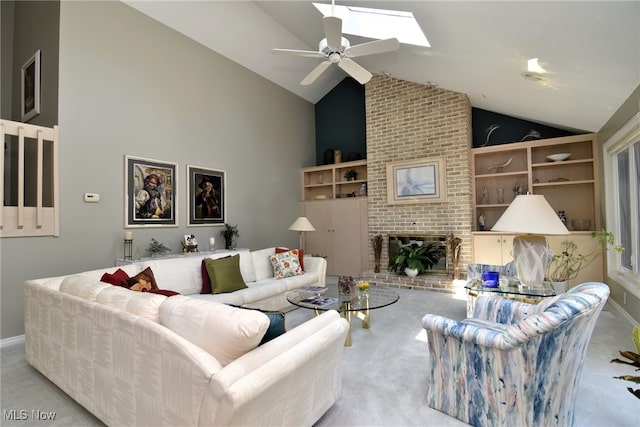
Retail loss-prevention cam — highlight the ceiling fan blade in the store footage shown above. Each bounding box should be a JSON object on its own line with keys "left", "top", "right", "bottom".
{"left": 323, "top": 16, "right": 342, "bottom": 49}
{"left": 271, "top": 48, "right": 322, "bottom": 58}
{"left": 346, "top": 38, "right": 400, "bottom": 58}
{"left": 301, "top": 61, "right": 333, "bottom": 85}
{"left": 338, "top": 58, "right": 372, "bottom": 85}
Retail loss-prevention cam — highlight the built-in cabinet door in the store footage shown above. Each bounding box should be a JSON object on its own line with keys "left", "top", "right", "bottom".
{"left": 472, "top": 233, "right": 514, "bottom": 265}
{"left": 301, "top": 198, "right": 365, "bottom": 276}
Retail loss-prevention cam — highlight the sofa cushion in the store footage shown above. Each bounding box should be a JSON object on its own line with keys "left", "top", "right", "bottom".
{"left": 276, "top": 247, "right": 305, "bottom": 271}
{"left": 227, "top": 304, "right": 286, "bottom": 345}
{"left": 270, "top": 250, "right": 303, "bottom": 279}
{"left": 204, "top": 255, "right": 248, "bottom": 294}
{"left": 252, "top": 247, "right": 275, "bottom": 282}
{"left": 95, "top": 286, "right": 166, "bottom": 322}
{"left": 60, "top": 275, "right": 112, "bottom": 300}
{"left": 140, "top": 257, "right": 203, "bottom": 295}
{"left": 159, "top": 296, "right": 269, "bottom": 366}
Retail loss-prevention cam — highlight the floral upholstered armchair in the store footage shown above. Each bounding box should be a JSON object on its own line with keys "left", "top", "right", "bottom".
{"left": 422, "top": 282, "right": 609, "bottom": 427}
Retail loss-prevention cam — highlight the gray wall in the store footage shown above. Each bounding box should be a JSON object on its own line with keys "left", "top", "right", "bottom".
{"left": 0, "top": 1, "right": 315, "bottom": 339}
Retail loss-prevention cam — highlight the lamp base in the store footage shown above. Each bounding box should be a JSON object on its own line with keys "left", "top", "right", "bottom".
{"left": 513, "top": 234, "right": 550, "bottom": 288}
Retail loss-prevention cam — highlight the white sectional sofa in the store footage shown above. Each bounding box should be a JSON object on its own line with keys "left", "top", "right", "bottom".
{"left": 24, "top": 247, "right": 348, "bottom": 426}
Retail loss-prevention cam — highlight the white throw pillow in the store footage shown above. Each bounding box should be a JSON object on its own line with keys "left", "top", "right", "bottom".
{"left": 159, "top": 296, "right": 269, "bottom": 366}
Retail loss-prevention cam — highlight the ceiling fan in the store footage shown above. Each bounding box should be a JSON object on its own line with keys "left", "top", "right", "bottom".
{"left": 271, "top": 2, "right": 400, "bottom": 86}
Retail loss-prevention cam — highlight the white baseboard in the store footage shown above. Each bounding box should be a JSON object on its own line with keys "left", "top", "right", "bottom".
{"left": 606, "top": 299, "right": 638, "bottom": 327}
{"left": 0, "top": 335, "right": 25, "bottom": 349}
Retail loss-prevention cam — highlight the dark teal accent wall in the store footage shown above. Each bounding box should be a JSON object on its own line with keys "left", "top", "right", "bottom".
{"left": 315, "top": 77, "right": 366, "bottom": 165}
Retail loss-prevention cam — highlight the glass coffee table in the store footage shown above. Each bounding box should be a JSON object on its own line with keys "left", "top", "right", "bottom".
{"left": 287, "top": 286, "right": 399, "bottom": 346}
{"left": 464, "top": 279, "right": 556, "bottom": 317}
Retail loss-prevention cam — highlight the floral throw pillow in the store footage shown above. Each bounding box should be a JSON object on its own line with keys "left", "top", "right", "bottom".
{"left": 269, "top": 250, "right": 303, "bottom": 279}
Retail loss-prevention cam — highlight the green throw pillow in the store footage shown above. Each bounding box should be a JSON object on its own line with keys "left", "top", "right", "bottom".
{"left": 204, "top": 255, "right": 248, "bottom": 294}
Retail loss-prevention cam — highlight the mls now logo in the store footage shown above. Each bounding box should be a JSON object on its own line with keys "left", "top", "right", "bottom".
{"left": 3, "top": 409, "right": 56, "bottom": 421}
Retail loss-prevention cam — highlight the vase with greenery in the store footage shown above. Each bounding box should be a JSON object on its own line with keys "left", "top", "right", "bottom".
{"left": 610, "top": 325, "right": 640, "bottom": 399}
{"left": 389, "top": 243, "right": 442, "bottom": 276}
{"left": 546, "top": 229, "right": 624, "bottom": 287}
{"left": 220, "top": 223, "right": 239, "bottom": 249}
{"left": 147, "top": 238, "right": 170, "bottom": 257}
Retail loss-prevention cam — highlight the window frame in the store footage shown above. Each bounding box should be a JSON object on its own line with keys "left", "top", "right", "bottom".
{"left": 603, "top": 112, "right": 640, "bottom": 296}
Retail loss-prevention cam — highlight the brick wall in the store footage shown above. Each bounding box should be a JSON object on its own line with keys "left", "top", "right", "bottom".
{"left": 364, "top": 75, "right": 473, "bottom": 287}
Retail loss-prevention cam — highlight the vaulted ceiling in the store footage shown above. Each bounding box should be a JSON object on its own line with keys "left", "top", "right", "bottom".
{"left": 123, "top": 1, "right": 640, "bottom": 133}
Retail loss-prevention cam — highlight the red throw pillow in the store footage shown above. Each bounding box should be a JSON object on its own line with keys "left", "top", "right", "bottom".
{"left": 146, "top": 289, "right": 180, "bottom": 297}
{"left": 125, "top": 267, "right": 159, "bottom": 292}
{"left": 276, "top": 247, "right": 305, "bottom": 271}
{"left": 201, "top": 259, "right": 212, "bottom": 294}
{"left": 100, "top": 268, "right": 130, "bottom": 286}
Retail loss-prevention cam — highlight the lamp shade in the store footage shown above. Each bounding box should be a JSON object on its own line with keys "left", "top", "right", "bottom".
{"left": 491, "top": 194, "right": 569, "bottom": 235}
{"left": 288, "top": 216, "right": 315, "bottom": 232}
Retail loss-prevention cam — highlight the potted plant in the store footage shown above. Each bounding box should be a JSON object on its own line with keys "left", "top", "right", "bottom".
{"left": 344, "top": 170, "right": 358, "bottom": 181}
{"left": 147, "top": 238, "right": 170, "bottom": 257}
{"left": 220, "top": 223, "right": 239, "bottom": 249}
{"left": 610, "top": 325, "right": 640, "bottom": 400}
{"left": 546, "top": 229, "right": 624, "bottom": 292}
{"left": 389, "top": 243, "right": 442, "bottom": 277}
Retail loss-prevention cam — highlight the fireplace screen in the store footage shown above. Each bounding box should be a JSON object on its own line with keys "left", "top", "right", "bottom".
{"left": 388, "top": 234, "right": 448, "bottom": 274}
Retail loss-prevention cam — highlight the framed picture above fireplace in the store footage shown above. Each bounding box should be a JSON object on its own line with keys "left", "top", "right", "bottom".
{"left": 386, "top": 157, "right": 447, "bottom": 204}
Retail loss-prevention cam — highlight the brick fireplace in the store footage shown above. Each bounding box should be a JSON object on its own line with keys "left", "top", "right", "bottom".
{"left": 362, "top": 75, "right": 473, "bottom": 293}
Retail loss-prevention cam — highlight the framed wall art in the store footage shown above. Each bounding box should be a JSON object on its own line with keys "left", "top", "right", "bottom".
{"left": 386, "top": 157, "right": 447, "bottom": 204}
{"left": 187, "top": 165, "right": 226, "bottom": 226}
{"left": 21, "top": 50, "right": 41, "bottom": 122}
{"left": 125, "top": 155, "right": 177, "bottom": 227}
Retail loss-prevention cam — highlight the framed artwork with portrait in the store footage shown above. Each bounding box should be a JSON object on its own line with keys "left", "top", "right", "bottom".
{"left": 125, "top": 156, "right": 177, "bottom": 227}
{"left": 21, "top": 50, "right": 41, "bottom": 122}
{"left": 187, "top": 165, "right": 226, "bottom": 226}
{"left": 386, "top": 157, "right": 447, "bottom": 204}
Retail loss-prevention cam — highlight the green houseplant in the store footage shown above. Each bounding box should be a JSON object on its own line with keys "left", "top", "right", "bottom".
{"left": 147, "top": 238, "right": 170, "bottom": 257}
{"left": 546, "top": 229, "right": 624, "bottom": 283}
{"left": 389, "top": 243, "right": 442, "bottom": 276}
{"left": 610, "top": 325, "right": 640, "bottom": 399}
{"left": 220, "top": 223, "right": 239, "bottom": 249}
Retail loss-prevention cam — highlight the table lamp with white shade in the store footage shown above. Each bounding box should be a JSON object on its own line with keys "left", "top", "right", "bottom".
{"left": 288, "top": 216, "right": 315, "bottom": 250}
{"left": 491, "top": 194, "right": 569, "bottom": 288}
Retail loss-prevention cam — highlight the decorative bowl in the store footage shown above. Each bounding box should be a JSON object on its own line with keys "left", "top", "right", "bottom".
{"left": 571, "top": 219, "right": 592, "bottom": 231}
{"left": 546, "top": 153, "right": 571, "bottom": 162}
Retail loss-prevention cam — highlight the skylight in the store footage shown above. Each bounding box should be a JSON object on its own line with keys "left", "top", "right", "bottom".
{"left": 313, "top": 2, "right": 430, "bottom": 47}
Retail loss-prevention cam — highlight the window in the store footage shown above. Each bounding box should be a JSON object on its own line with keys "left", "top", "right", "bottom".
{"left": 603, "top": 112, "right": 640, "bottom": 289}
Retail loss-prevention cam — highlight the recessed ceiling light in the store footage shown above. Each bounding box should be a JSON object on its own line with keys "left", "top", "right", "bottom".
{"left": 527, "top": 58, "right": 546, "bottom": 73}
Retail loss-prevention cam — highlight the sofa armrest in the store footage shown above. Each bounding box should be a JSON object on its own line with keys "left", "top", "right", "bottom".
{"left": 422, "top": 313, "right": 515, "bottom": 350}
{"left": 303, "top": 256, "right": 327, "bottom": 286}
{"left": 200, "top": 310, "right": 348, "bottom": 426}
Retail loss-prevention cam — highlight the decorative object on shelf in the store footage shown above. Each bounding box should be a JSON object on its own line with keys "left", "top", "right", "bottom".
{"left": 344, "top": 169, "right": 358, "bottom": 181}
{"left": 571, "top": 219, "right": 591, "bottom": 231}
{"left": 359, "top": 184, "right": 367, "bottom": 197}
{"left": 323, "top": 149, "right": 334, "bottom": 165}
{"left": 549, "top": 176, "right": 570, "bottom": 183}
{"left": 513, "top": 183, "right": 524, "bottom": 195}
{"left": 288, "top": 216, "right": 315, "bottom": 250}
{"left": 21, "top": 49, "right": 41, "bottom": 122}
{"left": 446, "top": 233, "right": 462, "bottom": 279}
{"left": 386, "top": 157, "right": 447, "bottom": 204}
{"left": 317, "top": 174, "right": 324, "bottom": 184}
{"left": 147, "top": 238, "right": 170, "bottom": 257}
{"left": 338, "top": 276, "right": 358, "bottom": 295}
{"left": 487, "top": 156, "right": 513, "bottom": 172}
{"left": 478, "top": 213, "right": 486, "bottom": 231}
{"left": 182, "top": 234, "right": 199, "bottom": 253}
{"left": 187, "top": 165, "right": 225, "bottom": 226}
{"left": 209, "top": 237, "right": 216, "bottom": 251}
{"left": 610, "top": 325, "right": 640, "bottom": 400}
{"left": 334, "top": 149, "right": 342, "bottom": 163}
{"left": 546, "top": 229, "right": 624, "bottom": 283}
{"left": 480, "top": 188, "right": 489, "bottom": 204}
{"left": 373, "top": 234, "right": 383, "bottom": 273}
{"left": 519, "top": 129, "right": 540, "bottom": 142}
{"left": 482, "top": 124, "right": 500, "bottom": 146}
{"left": 492, "top": 194, "right": 569, "bottom": 288}
{"left": 558, "top": 210, "right": 567, "bottom": 226}
{"left": 125, "top": 155, "right": 177, "bottom": 228}
{"left": 546, "top": 152, "right": 572, "bottom": 162}
{"left": 497, "top": 187, "right": 504, "bottom": 204}
{"left": 389, "top": 242, "right": 442, "bottom": 276}
{"left": 124, "top": 231, "right": 133, "bottom": 260}
{"left": 220, "top": 223, "right": 239, "bottom": 250}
